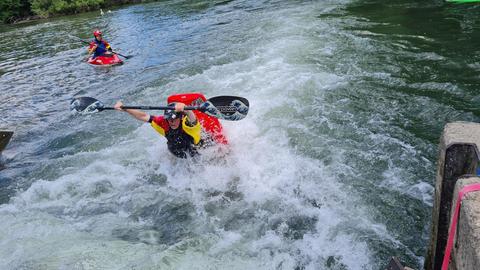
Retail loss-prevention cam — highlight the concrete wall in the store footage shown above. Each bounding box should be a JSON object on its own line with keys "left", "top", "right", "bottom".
{"left": 426, "top": 122, "right": 480, "bottom": 270}
{"left": 450, "top": 178, "right": 480, "bottom": 270}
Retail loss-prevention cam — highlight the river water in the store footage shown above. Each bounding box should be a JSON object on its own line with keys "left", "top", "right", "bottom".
{"left": 1, "top": 0, "right": 479, "bottom": 269}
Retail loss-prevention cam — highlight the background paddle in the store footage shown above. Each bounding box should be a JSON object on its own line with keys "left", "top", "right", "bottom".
{"left": 71, "top": 36, "right": 133, "bottom": 59}
{"left": 71, "top": 96, "right": 249, "bottom": 121}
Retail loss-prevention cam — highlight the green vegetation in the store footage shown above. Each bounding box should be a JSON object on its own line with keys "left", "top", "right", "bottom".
{"left": 0, "top": 0, "right": 32, "bottom": 23}
{"left": 31, "top": 0, "right": 103, "bottom": 17}
{"left": 0, "top": 0, "right": 140, "bottom": 23}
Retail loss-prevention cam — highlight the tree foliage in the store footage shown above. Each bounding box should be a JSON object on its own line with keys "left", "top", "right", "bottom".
{"left": 0, "top": 0, "right": 135, "bottom": 23}
{"left": 30, "top": 0, "right": 104, "bottom": 17}
{"left": 0, "top": 0, "right": 32, "bottom": 23}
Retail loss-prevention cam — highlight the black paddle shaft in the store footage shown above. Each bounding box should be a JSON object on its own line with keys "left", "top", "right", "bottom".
{"left": 100, "top": 106, "right": 198, "bottom": 111}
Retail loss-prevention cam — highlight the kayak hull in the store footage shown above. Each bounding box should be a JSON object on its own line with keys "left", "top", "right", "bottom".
{"left": 88, "top": 54, "right": 123, "bottom": 66}
{"left": 168, "top": 93, "right": 228, "bottom": 144}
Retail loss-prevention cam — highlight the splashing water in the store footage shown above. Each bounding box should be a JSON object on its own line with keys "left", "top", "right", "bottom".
{"left": 1, "top": 0, "right": 479, "bottom": 269}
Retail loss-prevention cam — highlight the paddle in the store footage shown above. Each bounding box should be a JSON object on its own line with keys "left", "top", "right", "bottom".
{"left": 109, "top": 50, "right": 131, "bottom": 59}
{"left": 70, "top": 96, "right": 249, "bottom": 121}
{"left": 72, "top": 36, "right": 133, "bottom": 59}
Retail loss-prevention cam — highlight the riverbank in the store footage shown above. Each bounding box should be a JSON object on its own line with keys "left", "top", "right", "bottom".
{"left": 1, "top": 0, "right": 146, "bottom": 24}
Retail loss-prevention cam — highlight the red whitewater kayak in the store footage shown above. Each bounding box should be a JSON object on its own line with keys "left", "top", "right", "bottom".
{"left": 168, "top": 93, "right": 228, "bottom": 144}
{"left": 87, "top": 54, "right": 123, "bottom": 66}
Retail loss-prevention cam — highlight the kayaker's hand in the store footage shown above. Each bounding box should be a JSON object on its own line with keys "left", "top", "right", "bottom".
{"left": 114, "top": 101, "right": 124, "bottom": 111}
{"left": 175, "top": 102, "right": 186, "bottom": 112}
{"left": 88, "top": 46, "right": 97, "bottom": 54}
{"left": 175, "top": 102, "right": 196, "bottom": 124}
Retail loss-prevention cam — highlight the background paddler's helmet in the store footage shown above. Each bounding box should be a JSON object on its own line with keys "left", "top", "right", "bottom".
{"left": 164, "top": 103, "right": 183, "bottom": 120}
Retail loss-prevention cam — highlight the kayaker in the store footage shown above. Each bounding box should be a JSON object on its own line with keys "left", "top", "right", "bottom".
{"left": 114, "top": 101, "right": 201, "bottom": 158}
{"left": 87, "top": 30, "right": 113, "bottom": 59}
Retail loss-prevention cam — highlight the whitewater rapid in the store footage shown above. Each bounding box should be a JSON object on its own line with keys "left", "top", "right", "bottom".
{"left": 2, "top": 0, "right": 464, "bottom": 269}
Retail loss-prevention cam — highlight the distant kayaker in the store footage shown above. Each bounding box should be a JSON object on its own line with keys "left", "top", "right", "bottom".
{"left": 114, "top": 101, "right": 201, "bottom": 158}
{"left": 87, "top": 30, "right": 113, "bottom": 59}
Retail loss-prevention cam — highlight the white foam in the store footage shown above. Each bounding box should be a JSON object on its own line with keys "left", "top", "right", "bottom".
{"left": 0, "top": 0, "right": 432, "bottom": 269}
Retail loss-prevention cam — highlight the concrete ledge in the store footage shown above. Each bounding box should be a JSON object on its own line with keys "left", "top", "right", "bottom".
{"left": 441, "top": 122, "right": 480, "bottom": 152}
{"left": 426, "top": 122, "right": 480, "bottom": 270}
{"left": 451, "top": 177, "right": 480, "bottom": 270}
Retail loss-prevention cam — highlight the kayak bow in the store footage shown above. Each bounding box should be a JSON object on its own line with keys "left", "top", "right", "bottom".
{"left": 88, "top": 54, "right": 123, "bottom": 66}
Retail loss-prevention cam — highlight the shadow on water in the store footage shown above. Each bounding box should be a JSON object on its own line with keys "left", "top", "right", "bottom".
{"left": 116, "top": 200, "right": 196, "bottom": 246}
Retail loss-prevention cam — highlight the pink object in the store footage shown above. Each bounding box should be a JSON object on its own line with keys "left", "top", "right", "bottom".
{"left": 442, "top": 183, "right": 480, "bottom": 270}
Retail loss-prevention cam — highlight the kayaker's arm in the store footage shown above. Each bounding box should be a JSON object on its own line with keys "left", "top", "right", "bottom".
{"left": 88, "top": 44, "right": 97, "bottom": 52}
{"left": 175, "top": 103, "right": 197, "bottom": 126}
{"left": 86, "top": 44, "right": 97, "bottom": 59}
{"left": 114, "top": 101, "right": 150, "bottom": 122}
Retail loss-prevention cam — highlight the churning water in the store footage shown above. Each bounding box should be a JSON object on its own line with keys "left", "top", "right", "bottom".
{"left": 1, "top": 0, "right": 480, "bottom": 269}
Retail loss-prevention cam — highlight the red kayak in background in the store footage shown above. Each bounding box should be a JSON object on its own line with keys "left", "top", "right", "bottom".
{"left": 87, "top": 54, "right": 123, "bottom": 66}
{"left": 168, "top": 93, "right": 228, "bottom": 145}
